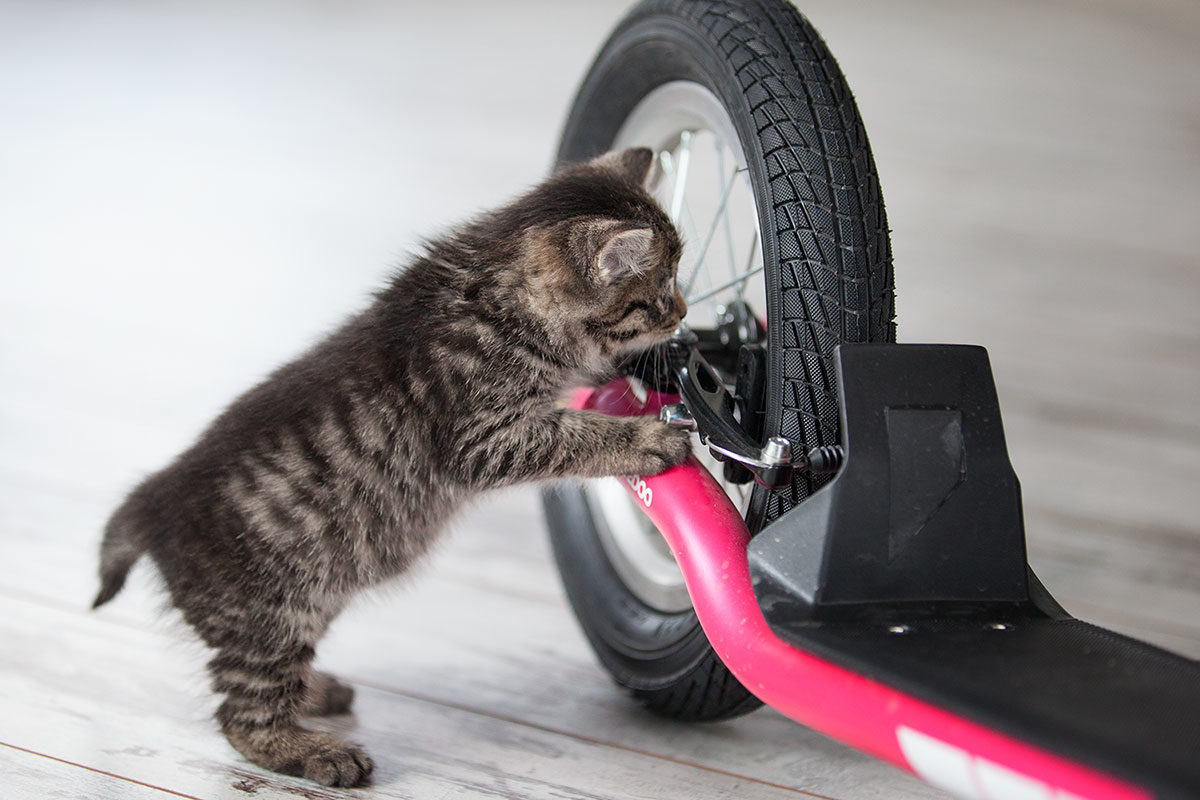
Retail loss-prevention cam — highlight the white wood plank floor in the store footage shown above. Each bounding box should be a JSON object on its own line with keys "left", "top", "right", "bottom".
{"left": 2, "top": 1, "right": 1197, "bottom": 798}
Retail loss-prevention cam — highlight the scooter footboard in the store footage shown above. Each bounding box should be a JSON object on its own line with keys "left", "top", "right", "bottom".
{"left": 772, "top": 614, "right": 1200, "bottom": 800}
{"left": 578, "top": 345, "right": 1200, "bottom": 800}
{"left": 600, "top": 453, "right": 1181, "bottom": 800}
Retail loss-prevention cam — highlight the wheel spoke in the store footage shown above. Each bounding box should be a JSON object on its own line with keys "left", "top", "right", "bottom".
{"left": 734, "top": 228, "right": 761, "bottom": 303}
{"left": 677, "top": 194, "right": 705, "bottom": 258}
{"left": 681, "top": 165, "right": 744, "bottom": 296}
{"left": 686, "top": 262, "right": 764, "bottom": 306}
{"left": 715, "top": 139, "right": 739, "bottom": 285}
{"left": 669, "top": 130, "right": 693, "bottom": 225}
{"left": 660, "top": 151, "right": 702, "bottom": 247}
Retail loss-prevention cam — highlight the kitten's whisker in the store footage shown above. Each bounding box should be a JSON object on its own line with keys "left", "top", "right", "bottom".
{"left": 654, "top": 347, "right": 667, "bottom": 396}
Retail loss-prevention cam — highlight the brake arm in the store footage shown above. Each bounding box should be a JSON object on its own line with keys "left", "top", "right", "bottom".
{"left": 658, "top": 336, "right": 842, "bottom": 490}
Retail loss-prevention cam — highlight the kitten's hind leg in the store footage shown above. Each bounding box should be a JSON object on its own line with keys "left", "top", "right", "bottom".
{"left": 301, "top": 671, "right": 355, "bottom": 717}
{"left": 209, "top": 643, "right": 373, "bottom": 786}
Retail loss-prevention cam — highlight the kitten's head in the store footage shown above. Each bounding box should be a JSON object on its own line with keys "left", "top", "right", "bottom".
{"left": 520, "top": 148, "right": 687, "bottom": 358}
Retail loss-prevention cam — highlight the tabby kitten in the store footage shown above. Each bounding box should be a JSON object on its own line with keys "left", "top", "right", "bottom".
{"left": 93, "top": 147, "right": 690, "bottom": 787}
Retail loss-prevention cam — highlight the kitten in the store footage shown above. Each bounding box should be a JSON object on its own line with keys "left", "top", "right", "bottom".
{"left": 92, "top": 147, "right": 690, "bottom": 787}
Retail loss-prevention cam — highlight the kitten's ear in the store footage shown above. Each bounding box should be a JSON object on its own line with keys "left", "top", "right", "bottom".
{"left": 593, "top": 147, "right": 655, "bottom": 188}
{"left": 595, "top": 226, "right": 655, "bottom": 282}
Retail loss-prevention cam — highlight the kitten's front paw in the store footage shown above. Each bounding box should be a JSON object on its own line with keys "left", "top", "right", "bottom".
{"left": 631, "top": 417, "right": 692, "bottom": 476}
{"left": 299, "top": 734, "right": 374, "bottom": 788}
{"left": 225, "top": 726, "right": 374, "bottom": 788}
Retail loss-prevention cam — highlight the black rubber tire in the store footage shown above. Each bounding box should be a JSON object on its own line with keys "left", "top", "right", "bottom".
{"left": 544, "top": 484, "right": 762, "bottom": 720}
{"left": 543, "top": 0, "right": 895, "bottom": 722}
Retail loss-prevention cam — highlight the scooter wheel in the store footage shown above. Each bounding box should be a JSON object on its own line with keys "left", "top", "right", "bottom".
{"left": 544, "top": 0, "right": 894, "bottom": 721}
{"left": 544, "top": 482, "right": 762, "bottom": 720}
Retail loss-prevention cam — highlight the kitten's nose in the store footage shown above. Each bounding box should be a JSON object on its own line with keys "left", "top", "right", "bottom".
{"left": 673, "top": 289, "right": 688, "bottom": 319}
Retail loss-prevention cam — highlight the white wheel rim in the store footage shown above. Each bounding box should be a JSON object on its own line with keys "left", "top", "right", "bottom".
{"left": 586, "top": 80, "right": 767, "bottom": 614}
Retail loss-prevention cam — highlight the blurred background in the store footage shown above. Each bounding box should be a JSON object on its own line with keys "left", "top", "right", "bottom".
{"left": 1, "top": 1, "right": 1197, "bottom": 798}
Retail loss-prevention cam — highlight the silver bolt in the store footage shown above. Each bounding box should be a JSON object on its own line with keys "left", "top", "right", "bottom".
{"left": 760, "top": 436, "right": 792, "bottom": 465}
{"left": 658, "top": 403, "right": 698, "bottom": 431}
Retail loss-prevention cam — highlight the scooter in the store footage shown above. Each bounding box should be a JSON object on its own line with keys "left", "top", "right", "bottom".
{"left": 541, "top": 2, "right": 1200, "bottom": 798}
{"left": 560, "top": 341, "right": 1199, "bottom": 800}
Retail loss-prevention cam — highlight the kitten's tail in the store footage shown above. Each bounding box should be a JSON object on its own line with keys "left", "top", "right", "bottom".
{"left": 92, "top": 502, "right": 146, "bottom": 608}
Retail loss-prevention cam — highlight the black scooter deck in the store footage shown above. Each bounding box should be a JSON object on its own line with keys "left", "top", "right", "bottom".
{"left": 747, "top": 345, "right": 1200, "bottom": 798}
{"left": 768, "top": 614, "right": 1200, "bottom": 798}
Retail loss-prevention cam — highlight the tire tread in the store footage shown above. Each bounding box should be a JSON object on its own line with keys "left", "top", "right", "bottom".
{"left": 633, "top": 0, "right": 894, "bottom": 514}
{"left": 547, "top": 0, "right": 893, "bottom": 724}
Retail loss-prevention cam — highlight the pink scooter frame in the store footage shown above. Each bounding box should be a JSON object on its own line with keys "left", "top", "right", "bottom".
{"left": 575, "top": 379, "right": 1148, "bottom": 800}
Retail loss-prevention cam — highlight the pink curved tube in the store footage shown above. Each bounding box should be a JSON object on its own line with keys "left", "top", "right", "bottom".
{"left": 578, "top": 380, "right": 1148, "bottom": 800}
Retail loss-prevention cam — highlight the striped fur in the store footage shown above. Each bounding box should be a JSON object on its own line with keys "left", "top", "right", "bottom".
{"left": 92, "top": 148, "right": 688, "bottom": 786}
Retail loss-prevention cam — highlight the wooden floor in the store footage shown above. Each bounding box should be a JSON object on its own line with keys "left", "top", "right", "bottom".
{"left": 2, "top": 0, "right": 1198, "bottom": 798}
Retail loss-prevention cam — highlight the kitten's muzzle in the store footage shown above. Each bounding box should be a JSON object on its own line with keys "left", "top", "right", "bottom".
{"left": 659, "top": 289, "right": 688, "bottom": 330}
{"left": 672, "top": 289, "right": 688, "bottom": 320}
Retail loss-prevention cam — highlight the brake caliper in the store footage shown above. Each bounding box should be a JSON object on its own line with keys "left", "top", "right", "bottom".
{"left": 659, "top": 328, "right": 841, "bottom": 490}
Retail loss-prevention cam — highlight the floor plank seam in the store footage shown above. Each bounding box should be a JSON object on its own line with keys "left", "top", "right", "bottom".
{"left": 0, "top": 740, "right": 205, "bottom": 800}
{"left": 344, "top": 677, "right": 841, "bottom": 800}
{"left": 0, "top": 588, "right": 844, "bottom": 798}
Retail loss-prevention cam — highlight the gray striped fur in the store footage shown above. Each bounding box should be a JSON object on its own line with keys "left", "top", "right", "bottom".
{"left": 92, "top": 148, "right": 688, "bottom": 786}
